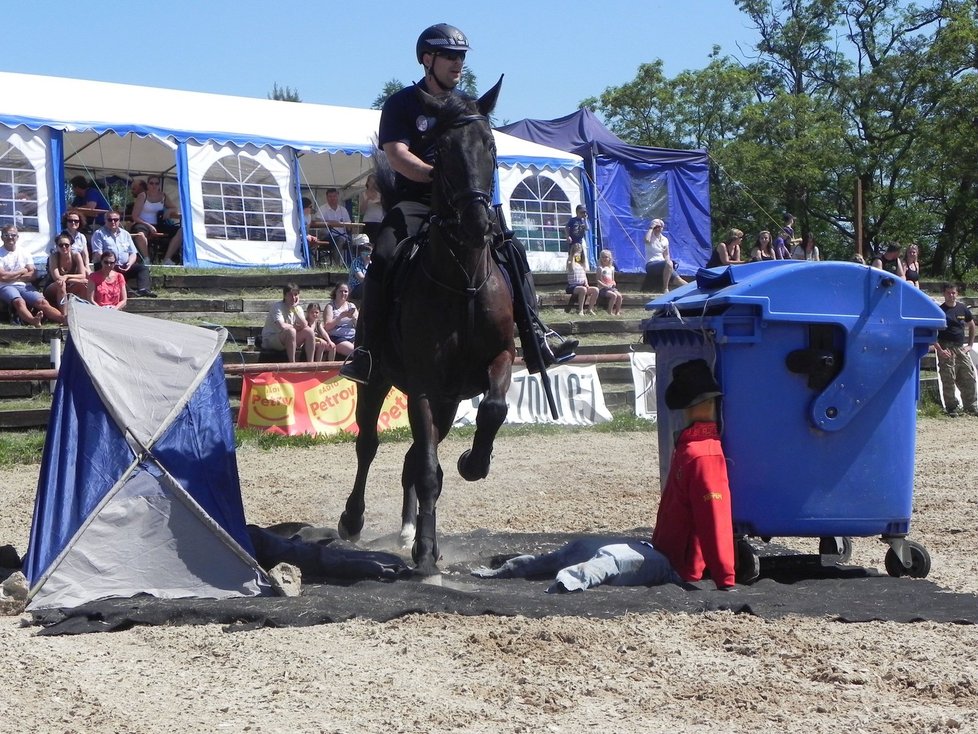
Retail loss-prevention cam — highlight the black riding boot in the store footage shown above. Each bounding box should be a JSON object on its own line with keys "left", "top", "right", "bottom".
{"left": 497, "top": 238, "right": 578, "bottom": 373}
{"left": 339, "top": 265, "right": 386, "bottom": 385}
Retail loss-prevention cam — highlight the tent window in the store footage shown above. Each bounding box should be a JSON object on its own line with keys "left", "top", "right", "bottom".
{"left": 0, "top": 142, "right": 39, "bottom": 232}
{"left": 629, "top": 170, "right": 669, "bottom": 222}
{"left": 509, "top": 175, "right": 572, "bottom": 253}
{"left": 201, "top": 155, "right": 286, "bottom": 242}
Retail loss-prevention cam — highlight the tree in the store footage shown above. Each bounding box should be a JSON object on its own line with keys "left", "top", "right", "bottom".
{"left": 268, "top": 83, "right": 301, "bottom": 103}
{"left": 585, "top": 0, "right": 978, "bottom": 273}
{"left": 372, "top": 79, "right": 403, "bottom": 110}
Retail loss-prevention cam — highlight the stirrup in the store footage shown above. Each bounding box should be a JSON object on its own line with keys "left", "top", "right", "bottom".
{"left": 339, "top": 348, "right": 373, "bottom": 385}
{"left": 544, "top": 330, "right": 578, "bottom": 364}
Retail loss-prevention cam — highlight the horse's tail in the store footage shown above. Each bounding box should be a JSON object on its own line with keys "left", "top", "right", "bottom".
{"left": 372, "top": 143, "right": 397, "bottom": 214}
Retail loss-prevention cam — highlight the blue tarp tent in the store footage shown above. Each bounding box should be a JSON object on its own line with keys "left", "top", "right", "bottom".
{"left": 498, "top": 109, "right": 711, "bottom": 274}
{"left": 24, "top": 301, "right": 273, "bottom": 610}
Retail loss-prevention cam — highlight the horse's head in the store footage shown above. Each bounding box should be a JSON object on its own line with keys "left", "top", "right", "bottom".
{"left": 418, "top": 76, "right": 502, "bottom": 244}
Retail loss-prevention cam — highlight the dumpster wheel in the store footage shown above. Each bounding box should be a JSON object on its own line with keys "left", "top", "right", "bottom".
{"left": 735, "top": 537, "right": 760, "bottom": 584}
{"left": 883, "top": 539, "right": 931, "bottom": 579}
{"left": 818, "top": 536, "right": 853, "bottom": 564}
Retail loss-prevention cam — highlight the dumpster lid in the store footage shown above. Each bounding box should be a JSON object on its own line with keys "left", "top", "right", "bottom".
{"left": 646, "top": 261, "right": 946, "bottom": 326}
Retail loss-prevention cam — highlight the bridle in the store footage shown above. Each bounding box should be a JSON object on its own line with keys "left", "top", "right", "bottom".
{"left": 431, "top": 114, "right": 495, "bottom": 225}
{"left": 424, "top": 112, "right": 497, "bottom": 298}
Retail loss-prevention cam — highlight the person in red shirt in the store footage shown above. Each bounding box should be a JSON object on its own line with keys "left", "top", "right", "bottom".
{"left": 651, "top": 358, "right": 736, "bottom": 589}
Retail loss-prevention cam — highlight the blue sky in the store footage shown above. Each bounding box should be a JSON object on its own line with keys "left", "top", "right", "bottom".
{"left": 4, "top": 1, "right": 757, "bottom": 124}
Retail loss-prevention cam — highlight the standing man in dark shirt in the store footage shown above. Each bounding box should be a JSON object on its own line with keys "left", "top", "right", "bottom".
{"left": 934, "top": 282, "right": 978, "bottom": 416}
{"left": 340, "top": 23, "right": 577, "bottom": 385}
{"left": 565, "top": 205, "right": 589, "bottom": 258}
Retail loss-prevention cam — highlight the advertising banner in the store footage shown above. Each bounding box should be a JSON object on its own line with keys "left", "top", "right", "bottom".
{"left": 239, "top": 363, "right": 614, "bottom": 436}
{"left": 454, "top": 364, "right": 612, "bottom": 427}
{"left": 237, "top": 370, "right": 409, "bottom": 436}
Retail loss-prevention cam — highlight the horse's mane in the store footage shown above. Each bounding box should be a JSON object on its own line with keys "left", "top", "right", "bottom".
{"left": 372, "top": 144, "right": 398, "bottom": 214}
{"left": 371, "top": 93, "right": 484, "bottom": 213}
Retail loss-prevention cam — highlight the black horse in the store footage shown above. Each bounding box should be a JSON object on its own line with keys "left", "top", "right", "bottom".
{"left": 337, "top": 79, "right": 514, "bottom": 575}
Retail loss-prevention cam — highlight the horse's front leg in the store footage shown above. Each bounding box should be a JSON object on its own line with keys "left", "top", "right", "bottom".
{"left": 458, "top": 351, "right": 513, "bottom": 481}
{"left": 338, "top": 379, "right": 390, "bottom": 542}
{"left": 408, "top": 395, "right": 449, "bottom": 575}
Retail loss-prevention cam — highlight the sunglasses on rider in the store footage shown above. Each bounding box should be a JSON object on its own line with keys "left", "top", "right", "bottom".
{"left": 437, "top": 51, "right": 466, "bottom": 62}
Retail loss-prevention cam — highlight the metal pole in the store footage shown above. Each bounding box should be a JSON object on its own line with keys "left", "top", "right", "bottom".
{"left": 49, "top": 335, "right": 61, "bottom": 393}
{"left": 0, "top": 353, "right": 641, "bottom": 383}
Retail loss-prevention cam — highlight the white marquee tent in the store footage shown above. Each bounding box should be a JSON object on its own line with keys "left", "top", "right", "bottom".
{"left": 0, "top": 72, "right": 583, "bottom": 270}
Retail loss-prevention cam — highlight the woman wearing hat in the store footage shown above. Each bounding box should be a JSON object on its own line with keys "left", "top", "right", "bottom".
{"left": 644, "top": 219, "right": 687, "bottom": 292}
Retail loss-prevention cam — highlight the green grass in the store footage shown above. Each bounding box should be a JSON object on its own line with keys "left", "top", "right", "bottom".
{"left": 0, "top": 394, "right": 52, "bottom": 411}
{"left": 233, "top": 407, "right": 649, "bottom": 452}
{"left": 0, "top": 430, "right": 47, "bottom": 466}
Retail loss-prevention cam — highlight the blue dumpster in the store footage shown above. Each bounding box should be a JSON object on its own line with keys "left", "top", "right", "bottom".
{"left": 643, "top": 260, "right": 946, "bottom": 577}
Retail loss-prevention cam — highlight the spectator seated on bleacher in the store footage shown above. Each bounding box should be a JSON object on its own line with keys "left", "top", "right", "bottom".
{"left": 44, "top": 233, "right": 90, "bottom": 317}
{"left": 304, "top": 302, "right": 336, "bottom": 362}
{"left": 0, "top": 225, "right": 65, "bottom": 326}
{"left": 131, "top": 176, "right": 183, "bottom": 264}
{"left": 86, "top": 252, "right": 128, "bottom": 311}
{"left": 91, "top": 213, "right": 157, "bottom": 298}
{"left": 566, "top": 243, "right": 598, "bottom": 316}
{"left": 261, "top": 282, "right": 317, "bottom": 363}
{"left": 322, "top": 282, "right": 358, "bottom": 358}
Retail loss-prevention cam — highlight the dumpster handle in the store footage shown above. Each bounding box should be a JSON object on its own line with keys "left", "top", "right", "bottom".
{"left": 808, "top": 274, "right": 909, "bottom": 431}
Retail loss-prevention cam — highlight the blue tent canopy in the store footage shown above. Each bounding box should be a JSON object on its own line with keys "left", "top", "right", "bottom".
{"left": 499, "top": 109, "right": 711, "bottom": 275}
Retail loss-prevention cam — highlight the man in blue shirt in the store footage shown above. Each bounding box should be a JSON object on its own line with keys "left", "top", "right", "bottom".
{"left": 69, "top": 176, "right": 111, "bottom": 227}
{"left": 341, "top": 23, "right": 576, "bottom": 384}
{"left": 91, "top": 212, "right": 157, "bottom": 297}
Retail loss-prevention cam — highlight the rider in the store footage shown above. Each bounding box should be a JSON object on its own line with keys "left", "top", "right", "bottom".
{"left": 339, "top": 22, "right": 578, "bottom": 385}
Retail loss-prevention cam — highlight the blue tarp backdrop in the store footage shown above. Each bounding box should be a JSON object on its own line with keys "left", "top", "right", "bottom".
{"left": 499, "top": 109, "right": 711, "bottom": 275}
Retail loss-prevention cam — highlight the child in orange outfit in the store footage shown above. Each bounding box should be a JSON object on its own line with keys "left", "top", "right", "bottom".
{"left": 651, "top": 359, "right": 736, "bottom": 589}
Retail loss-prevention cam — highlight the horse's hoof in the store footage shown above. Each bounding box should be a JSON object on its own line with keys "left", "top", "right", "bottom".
{"left": 338, "top": 511, "right": 363, "bottom": 543}
{"left": 457, "top": 449, "right": 489, "bottom": 482}
{"left": 399, "top": 523, "right": 416, "bottom": 549}
{"left": 412, "top": 539, "right": 440, "bottom": 569}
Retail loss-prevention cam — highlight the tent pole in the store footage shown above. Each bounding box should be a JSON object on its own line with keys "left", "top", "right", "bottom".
{"left": 62, "top": 131, "right": 111, "bottom": 162}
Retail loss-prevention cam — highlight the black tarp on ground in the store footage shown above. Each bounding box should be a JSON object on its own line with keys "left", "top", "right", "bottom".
{"left": 27, "top": 529, "right": 978, "bottom": 635}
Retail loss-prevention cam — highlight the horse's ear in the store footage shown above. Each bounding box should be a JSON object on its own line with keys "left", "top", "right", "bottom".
{"left": 477, "top": 75, "right": 503, "bottom": 117}
{"left": 416, "top": 85, "right": 445, "bottom": 114}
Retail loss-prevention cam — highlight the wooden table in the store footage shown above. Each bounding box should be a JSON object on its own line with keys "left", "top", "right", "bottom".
{"left": 309, "top": 220, "right": 365, "bottom": 231}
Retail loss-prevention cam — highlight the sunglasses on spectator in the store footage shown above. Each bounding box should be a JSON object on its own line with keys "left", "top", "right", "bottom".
{"left": 57, "top": 241, "right": 71, "bottom": 248}
{"left": 107, "top": 217, "right": 121, "bottom": 222}
{"left": 2, "top": 233, "right": 18, "bottom": 239}
{"left": 67, "top": 218, "right": 81, "bottom": 223}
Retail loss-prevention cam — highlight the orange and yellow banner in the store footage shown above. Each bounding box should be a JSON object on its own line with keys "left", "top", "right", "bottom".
{"left": 238, "top": 370, "right": 410, "bottom": 436}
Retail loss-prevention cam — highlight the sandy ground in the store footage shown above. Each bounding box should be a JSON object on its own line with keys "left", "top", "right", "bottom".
{"left": 1, "top": 417, "right": 977, "bottom": 733}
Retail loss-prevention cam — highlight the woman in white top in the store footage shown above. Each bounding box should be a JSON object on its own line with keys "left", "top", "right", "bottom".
{"left": 132, "top": 176, "right": 182, "bottom": 264}
{"left": 566, "top": 243, "right": 598, "bottom": 316}
{"left": 62, "top": 209, "right": 91, "bottom": 269}
{"left": 358, "top": 174, "right": 385, "bottom": 242}
{"left": 644, "top": 218, "right": 687, "bottom": 292}
{"left": 791, "top": 232, "right": 821, "bottom": 261}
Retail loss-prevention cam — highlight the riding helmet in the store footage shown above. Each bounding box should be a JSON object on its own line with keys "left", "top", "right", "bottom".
{"left": 416, "top": 24, "right": 470, "bottom": 64}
